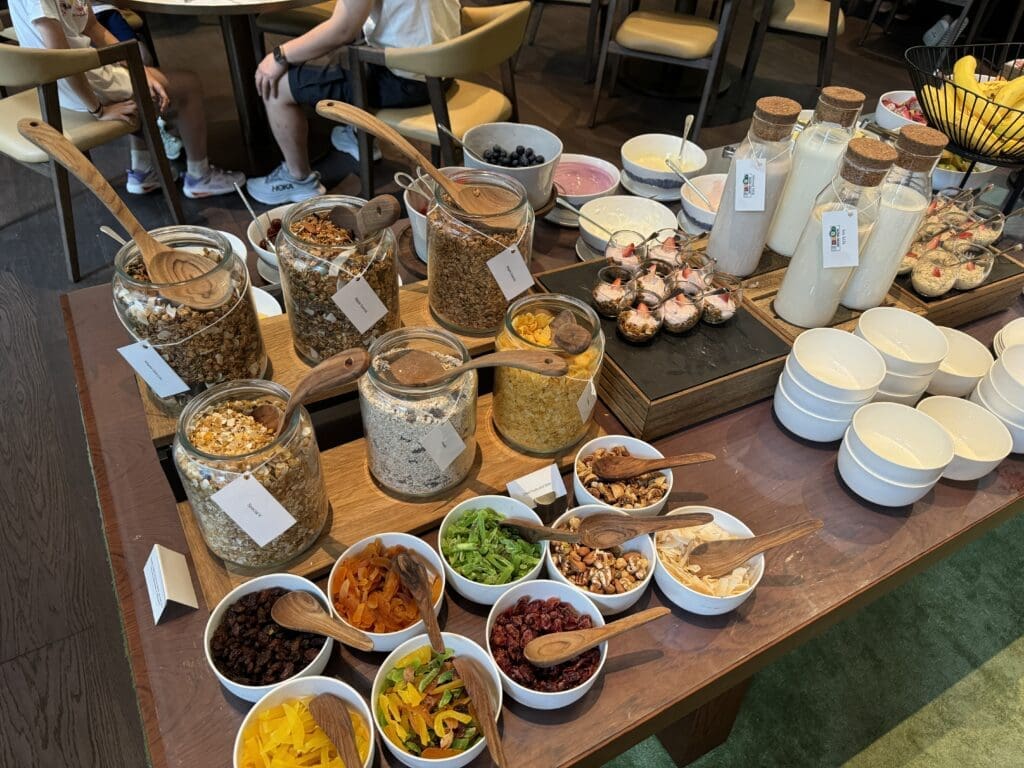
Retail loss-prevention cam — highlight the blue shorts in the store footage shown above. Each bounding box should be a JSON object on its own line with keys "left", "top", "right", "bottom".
{"left": 95, "top": 9, "right": 137, "bottom": 43}
{"left": 288, "top": 62, "right": 435, "bottom": 110}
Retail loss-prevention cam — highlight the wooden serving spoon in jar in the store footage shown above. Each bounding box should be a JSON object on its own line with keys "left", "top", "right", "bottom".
{"left": 308, "top": 694, "right": 364, "bottom": 768}
{"left": 388, "top": 349, "right": 567, "bottom": 387}
{"left": 687, "top": 519, "right": 823, "bottom": 578}
{"left": 328, "top": 194, "right": 402, "bottom": 239}
{"left": 501, "top": 511, "right": 714, "bottom": 550}
{"left": 590, "top": 451, "right": 717, "bottom": 481}
{"left": 270, "top": 590, "right": 374, "bottom": 651}
{"left": 524, "top": 606, "right": 670, "bottom": 668}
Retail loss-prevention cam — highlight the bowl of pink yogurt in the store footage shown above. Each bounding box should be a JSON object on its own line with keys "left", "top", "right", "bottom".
{"left": 552, "top": 153, "right": 620, "bottom": 208}
{"left": 679, "top": 173, "right": 726, "bottom": 230}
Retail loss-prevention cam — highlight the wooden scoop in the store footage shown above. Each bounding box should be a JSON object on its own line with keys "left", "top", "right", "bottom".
{"left": 17, "top": 118, "right": 230, "bottom": 309}
{"left": 524, "top": 606, "right": 670, "bottom": 668}
{"left": 270, "top": 590, "right": 374, "bottom": 651}
{"left": 590, "top": 451, "right": 717, "bottom": 481}
{"left": 388, "top": 349, "right": 567, "bottom": 387}
{"left": 328, "top": 194, "right": 401, "bottom": 239}
{"left": 501, "top": 511, "right": 714, "bottom": 550}
{"left": 687, "top": 519, "right": 823, "bottom": 578}
{"left": 392, "top": 552, "right": 445, "bottom": 653}
{"left": 308, "top": 694, "right": 364, "bottom": 768}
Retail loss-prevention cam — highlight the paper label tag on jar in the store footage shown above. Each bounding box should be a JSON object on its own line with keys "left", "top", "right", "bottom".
{"left": 507, "top": 464, "right": 567, "bottom": 508}
{"left": 577, "top": 378, "right": 597, "bottom": 422}
{"left": 734, "top": 158, "right": 766, "bottom": 212}
{"left": 332, "top": 276, "right": 387, "bottom": 334}
{"left": 821, "top": 208, "right": 860, "bottom": 268}
{"left": 117, "top": 342, "right": 189, "bottom": 398}
{"left": 420, "top": 420, "right": 467, "bottom": 471}
{"left": 211, "top": 475, "right": 297, "bottom": 547}
{"left": 487, "top": 245, "right": 534, "bottom": 301}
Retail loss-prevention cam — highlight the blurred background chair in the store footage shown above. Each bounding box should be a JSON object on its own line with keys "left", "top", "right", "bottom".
{"left": 521, "top": 0, "right": 608, "bottom": 81}
{"left": 256, "top": 1, "right": 335, "bottom": 39}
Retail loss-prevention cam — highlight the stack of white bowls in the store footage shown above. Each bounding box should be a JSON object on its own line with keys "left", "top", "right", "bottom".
{"left": 774, "top": 328, "right": 886, "bottom": 442}
{"left": 970, "top": 344, "right": 1024, "bottom": 452}
{"left": 994, "top": 317, "right": 1024, "bottom": 357}
{"left": 854, "top": 307, "right": 949, "bottom": 405}
{"left": 917, "top": 396, "right": 1013, "bottom": 481}
{"left": 926, "top": 327, "right": 993, "bottom": 397}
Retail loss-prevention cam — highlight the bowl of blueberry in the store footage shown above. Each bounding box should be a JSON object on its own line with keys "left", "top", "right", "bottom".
{"left": 462, "top": 122, "right": 563, "bottom": 208}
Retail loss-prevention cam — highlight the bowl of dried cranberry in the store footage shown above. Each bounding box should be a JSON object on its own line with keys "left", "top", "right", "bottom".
{"left": 205, "top": 573, "right": 334, "bottom": 702}
{"left": 486, "top": 579, "right": 607, "bottom": 710}
{"left": 246, "top": 203, "right": 292, "bottom": 269}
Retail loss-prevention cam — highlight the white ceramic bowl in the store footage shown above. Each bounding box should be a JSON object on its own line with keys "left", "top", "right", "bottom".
{"left": 779, "top": 364, "right": 866, "bottom": 421}
{"left": 621, "top": 134, "right": 707, "bottom": 196}
{"left": 552, "top": 153, "right": 621, "bottom": 208}
{"left": 372, "top": 633, "right": 502, "bottom": 768}
{"left": 251, "top": 286, "right": 282, "bottom": 318}
{"left": 205, "top": 573, "right": 334, "bottom": 702}
{"left": 971, "top": 382, "right": 1024, "bottom": 452}
{"left": 932, "top": 162, "right": 996, "bottom": 193}
{"left": 774, "top": 375, "right": 850, "bottom": 442}
{"left": 881, "top": 368, "right": 933, "bottom": 396}
{"left": 847, "top": 402, "right": 954, "bottom": 485}
{"left": 544, "top": 504, "right": 656, "bottom": 615}
{"left": 977, "top": 374, "right": 1024, "bottom": 425}
{"left": 652, "top": 506, "right": 764, "bottom": 615}
{"left": 838, "top": 436, "right": 936, "bottom": 507}
{"left": 403, "top": 166, "right": 461, "bottom": 262}
{"left": 578, "top": 195, "right": 677, "bottom": 252}
{"left": 485, "top": 579, "right": 606, "bottom": 710}
{"left": 998, "top": 317, "right": 1024, "bottom": 353}
{"left": 916, "top": 396, "right": 1013, "bottom": 481}
{"left": 855, "top": 308, "right": 948, "bottom": 376}
{"left": 328, "top": 532, "right": 446, "bottom": 652}
{"left": 463, "top": 122, "right": 562, "bottom": 207}
{"left": 989, "top": 345, "right": 1024, "bottom": 404}
{"left": 680, "top": 172, "right": 725, "bottom": 229}
{"left": 873, "top": 388, "right": 924, "bottom": 405}
{"left": 928, "top": 327, "right": 993, "bottom": 397}
{"left": 232, "top": 675, "right": 374, "bottom": 768}
{"left": 245, "top": 203, "right": 292, "bottom": 269}
{"left": 573, "top": 435, "right": 673, "bottom": 516}
{"left": 874, "top": 90, "right": 923, "bottom": 131}
{"left": 789, "top": 328, "right": 886, "bottom": 402}
{"left": 437, "top": 496, "right": 547, "bottom": 605}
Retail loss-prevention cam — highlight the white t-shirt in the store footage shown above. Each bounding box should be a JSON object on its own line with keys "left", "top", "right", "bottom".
{"left": 363, "top": 0, "right": 460, "bottom": 80}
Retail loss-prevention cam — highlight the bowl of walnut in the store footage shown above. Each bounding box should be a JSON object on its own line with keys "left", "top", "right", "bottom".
{"left": 572, "top": 436, "right": 673, "bottom": 517}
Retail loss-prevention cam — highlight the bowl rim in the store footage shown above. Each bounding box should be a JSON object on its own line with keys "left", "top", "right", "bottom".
{"left": 680, "top": 172, "right": 727, "bottom": 215}
{"left": 462, "top": 121, "right": 563, "bottom": 171}
{"left": 856, "top": 308, "right": 949, "bottom": 366}
{"left": 791, "top": 327, "right": 887, "bottom": 392}
{"left": 997, "top": 344, "right": 1024, "bottom": 382}
{"left": 783, "top": 357, "right": 871, "bottom": 407}
{"left": 776, "top": 374, "right": 853, "bottom": 424}
{"left": 983, "top": 371, "right": 1024, "bottom": 424}
{"left": 839, "top": 431, "right": 936, "bottom": 488}
{"left": 621, "top": 133, "right": 708, "bottom": 162}
{"left": 245, "top": 203, "right": 294, "bottom": 252}
{"left": 850, "top": 402, "right": 956, "bottom": 472}
{"left": 937, "top": 326, "right": 992, "bottom": 378}
{"left": 554, "top": 152, "right": 622, "bottom": 198}
{"left": 572, "top": 435, "right": 674, "bottom": 514}
{"left": 976, "top": 378, "right": 1024, "bottom": 429}
{"left": 915, "top": 395, "right": 1013, "bottom": 462}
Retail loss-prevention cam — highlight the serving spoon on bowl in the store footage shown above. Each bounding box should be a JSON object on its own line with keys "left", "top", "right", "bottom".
{"left": 523, "top": 606, "right": 670, "bottom": 668}
{"left": 686, "top": 519, "right": 823, "bottom": 578}
{"left": 500, "top": 510, "right": 714, "bottom": 550}
{"left": 308, "top": 694, "right": 365, "bottom": 768}
{"left": 590, "top": 451, "right": 717, "bottom": 481}
{"left": 270, "top": 590, "right": 374, "bottom": 651}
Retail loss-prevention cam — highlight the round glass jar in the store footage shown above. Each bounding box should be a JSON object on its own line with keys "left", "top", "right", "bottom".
{"left": 358, "top": 327, "right": 477, "bottom": 498}
{"left": 493, "top": 294, "right": 605, "bottom": 455}
{"left": 173, "top": 380, "right": 328, "bottom": 569}
{"left": 427, "top": 169, "right": 534, "bottom": 335}
{"left": 277, "top": 195, "right": 400, "bottom": 365}
{"left": 112, "top": 225, "right": 267, "bottom": 416}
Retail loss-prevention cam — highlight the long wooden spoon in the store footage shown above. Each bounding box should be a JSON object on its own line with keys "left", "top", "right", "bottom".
{"left": 270, "top": 590, "right": 374, "bottom": 651}
{"left": 308, "top": 694, "right": 364, "bottom": 768}
{"left": 590, "top": 451, "right": 717, "bottom": 481}
{"left": 501, "top": 511, "right": 714, "bottom": 550}
{"left": 388, "top": 349, "right": 567, "bottom": 388}
{"left": 328, "top": 194, "right": 402, "bottom": 239}
{"left": 687, "top": 519, "right": 823, "bottom": 578}
{"left": 524, "top": 606, "right": 670, "bottom": 668}
{"left": 18, "top": 118, "right": 230, "bottom": 309}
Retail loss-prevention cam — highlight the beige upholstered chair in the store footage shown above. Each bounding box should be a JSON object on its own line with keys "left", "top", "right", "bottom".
{"left": 256, "top": 1, "right": 335, "bottom": 39}
{"left": 0, "top": 41, "right": 182, "bottom": 281}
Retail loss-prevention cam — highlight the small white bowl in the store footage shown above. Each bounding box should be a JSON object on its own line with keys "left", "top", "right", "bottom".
{"left": 838, "top": 436, "right": 937, "bottom": 507}
{"left": 881, "top": 368, "right": 933, "bottom": 396}
{"left": 847, "top": 402, "right": 954, "bottom": 485}
{"left": 916, "top": 396, "right": 1013, "bottom": 481}
{"left": 328, "top": 532, "right": 446, "bottom": 652}
{"left": 437, "top": 496, "right": 547, "bottom": 605}
{"left": 774, "top": 375, "right": 850, "bottom": 442}
{"left": 928, "top": 327, "right": 993, "bottom": 397}
{"left": 463, "top": 122, "right": 563, "bottom": 207}
{"left": 932, "top": 162, "right": 996, "bottom": 193}
{"left": 789, "top": 328, "right": 886, "bottom": 402}
{"left": 250, "top": 286, "right": 281, "bottom": 318}
{"left": 855, "top": 308, "right": 948, "bottom": 376}
{"left": 621, "top": 134, "right": 707, "bottom": 196}
{"left": 485, "top": 579, "right": 606, "bottom": 710}
{"left": 573, "top": 435, "right": 673, "bottom": 517}
{"left": 652, "top": 506, "right": 764, "bottom": 616}
{"left": 544, "top": 505, "right": 655, "bottom": 615}
{"left": 978, "top": 374, "right": 1024, "bottom": 425}
{"left": 990, "top": 345, "right": 1024, "bottom": 404}
{"left": 578, "top": 195, "right": 677, "bottom": 252}
{"left": 998, "top": 317, "right": 1024, "bottom": 354}
{"left": 233, "top": 675, "right": 374, "bottom": 768}
{"left": 873, "top": 388, "right": 924, "bottom": 405}
{"left": 874, "top": 90, "right": 923, "bottom": 132}
{"left": 971, "top": 382, "right": 1024, "bottom": 452}
{"left": 403, "top": 166, "right": 461, "bottom": 262}
{"left": 779, "top": 364, "right": 866, "bottom": 421}
{"left": 205, "top": 573, "right": 334, "bottom": 703}
{"left": 552, "top": 153, "right": 621, "bottom": 209}
{"left": 680, "top": 172, "right": 725, "bottom": 229}
{"left": 372, "top": 632, "right": 502, "bottom": 768}
{"left": 245, "top": 203, "right": 292, "bottom": 269}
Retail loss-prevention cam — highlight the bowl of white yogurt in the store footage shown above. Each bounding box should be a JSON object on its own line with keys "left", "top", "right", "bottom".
{"left": 578, "top": 195, "right": 677, "bottom": 252}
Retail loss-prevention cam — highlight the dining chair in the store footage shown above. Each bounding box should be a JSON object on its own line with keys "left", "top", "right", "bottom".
{"left": 255, "top": 1, "right": 335, "bottom": 39}
{"left": 521, "top": 0, "right": 608, "bottom": 82}
{"left": 0, "top": 41, "right": 182, "bottom": 281}
{"left": 120, "top": 8, "right": 161, "bottom": 66}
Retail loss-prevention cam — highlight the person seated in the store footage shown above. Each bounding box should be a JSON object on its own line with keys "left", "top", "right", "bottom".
{"left": 9, "top": 0, "right": 244, "bottom": 198}
{"left": 246, "top": 0, "right": 459, "bottom": 205}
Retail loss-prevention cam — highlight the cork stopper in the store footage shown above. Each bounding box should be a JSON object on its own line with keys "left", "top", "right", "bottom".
{"left": 840, "top": 137, "right": 898, "bottom": 186}
{"left": 816, "top": 86, "right": 865, "bottom": 127}
{"left": 752, "top": 96, "right": 802, "bottom": 141}
{"left": 895, "top": 125, "right": 949, "bottom": 171}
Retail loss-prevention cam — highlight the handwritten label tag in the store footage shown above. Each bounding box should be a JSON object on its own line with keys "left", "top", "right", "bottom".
{"left": 117, "top": 342, "right": 189, "bottom": 398}
{"left": 821, "top": 208, "right": 860, "bottom": 268}
{"left": 507, "top": 464, "right": 567, "bottom": 508}
{"left": 733, "top": 158, "right": 766, "bottom": 212}
{"left": 420, "top": 420, "right": 467, "bottom": 471}
{"left": 211, "top": 475, "right": 296, "bottom": 547}
{"left": 577, "top": 379, "right": 598, "bottom": 422}
{"left": 332, "top": 276, "right": 388, "bottom": 334}
{"left": 487, "top": 245, "right": 533, "bottom": 300}
{"left": 143, "top": 544, "right": 198, "bottom": 624}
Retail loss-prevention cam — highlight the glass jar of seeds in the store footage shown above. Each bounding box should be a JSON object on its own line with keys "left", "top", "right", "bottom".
{"left": 173, "top": 380, "right": 328, "bottom": 569}
{"left": 277, "top": 195, "right": 400, "bottom": 365}
{"left": 358, "top": 327, "right": 477, "bottom": 499}
{"left": 427, "top": 169, "right": 534, "bottom": 335}
{"left": 112, "top": 225, "right": 267, "bottom": 416}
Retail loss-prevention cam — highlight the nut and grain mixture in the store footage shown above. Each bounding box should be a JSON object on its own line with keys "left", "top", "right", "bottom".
{"left": 955, "top": 255, "right": 991, "bottom": 290}
{"left": 577, "top": 446, "right": 669, "bottom": 509}
{"left": 175, "top": 398, "right": 328, "bottom": 568}
{"left": 551, "top": 516, "right": 650, "bottom": 595}
{"left": 911, "top": 252, "right": 958, "bottom": 297}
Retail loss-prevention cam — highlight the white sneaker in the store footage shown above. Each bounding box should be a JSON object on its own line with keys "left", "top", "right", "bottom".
{"left": 126, "top": 166, "right": 179, "bottom": 195}
{"left": 331, "top": 125, "right": 383, "bottom": 161}
{"left": 246, "top": 163, "right": 326, "bottom": 205}
{"left": 183, "top": 166, "right": 246, "bottom": 199}
{"left": 158, "top": 117, "right": 183, "bottom": 161}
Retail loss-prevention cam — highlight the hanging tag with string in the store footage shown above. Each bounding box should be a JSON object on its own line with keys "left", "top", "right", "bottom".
{"left": 734, "top": 157, "right": 767, "bottom": 212}
{"left": 821, "top": 203, "right": 860, "bottom": 269}
{"left": 330, "top": 241, "right": 389, "bottom": 333}
{"left": 211, "top": 472, "right": 297, "bottom": 546}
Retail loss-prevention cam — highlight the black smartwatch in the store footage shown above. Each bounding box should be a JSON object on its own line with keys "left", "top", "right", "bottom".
{"left": 273, "top": 45, "right": 289, "bottom": 69}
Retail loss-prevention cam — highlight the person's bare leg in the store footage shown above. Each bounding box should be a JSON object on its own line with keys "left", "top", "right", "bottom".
{"left": 265, "top": 76, "right": 312, "bottom": 179}
{"left": 157, "top": 68, "right": 207, "bottom": 161}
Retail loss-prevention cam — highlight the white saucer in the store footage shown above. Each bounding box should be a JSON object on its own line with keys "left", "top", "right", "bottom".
{"left": 544, "top": 206, "right": 579, "bottom": 228}
{"left": 575, "top": 236, "right": 604, "bottom": 262}
{"left": 256, "top": 258, "right": 281, "bottom": 287}
{"left": 620, "top": 171, "right": 681, "bottom": 202}
{"left": 251, "top": 286, "right": 282, "bottom": 318}
{"left": 217, "top": 230, "right": 248, "bottom": 263}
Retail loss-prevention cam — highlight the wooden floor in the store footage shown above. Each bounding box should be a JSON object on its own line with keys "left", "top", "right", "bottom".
{"left": 0, "top": 4, "right": 916, "bottom": 765}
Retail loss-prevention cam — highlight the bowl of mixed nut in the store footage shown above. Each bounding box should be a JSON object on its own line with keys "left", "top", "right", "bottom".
{"left": 573, "top": 436, "right": 673, "bottom": 516}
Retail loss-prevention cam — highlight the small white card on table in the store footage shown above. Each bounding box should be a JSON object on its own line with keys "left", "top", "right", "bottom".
{"left": 507, "top": 464, "right": 567, "bottom": 508}
{"left": 143, "top": 544, "right": 198, "bottom": 624}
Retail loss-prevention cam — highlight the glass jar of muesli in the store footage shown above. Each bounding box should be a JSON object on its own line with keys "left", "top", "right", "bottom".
{"left": 112, "top": 226, "right": 267, "bottom": 416}
{"left": 173, "top": 380, "right": 328, "bottom": 569}
{"left": 427, "top": 169, "right": 534, "bottom": 335}
{"left": 277, "top": 195, "right": 400, "bottom": 365}
{"left": 358, "top": 327, "right": 477, "bottom": 499}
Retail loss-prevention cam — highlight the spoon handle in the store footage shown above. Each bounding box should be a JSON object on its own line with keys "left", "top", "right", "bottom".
{"left": 524, "top": 607, "right": 670, "bottom": 667}
{"left": 281, "top": 349, "right": 370, "bottom": 429}
{"left": 452, "top": 656, "right": 507, "bottom": 768}
{"left": 745, "top": 519, "right": 823, "bottom": 553}
{"left": 393, "top": 553, "right": 445, "bottom": 655}
{"left": 500, "top": 520, "right": 580, "bottom": 545}
{"left": 641, "top": 452, "right": 718, "bottom": 474}
{"left": 453, "top": 350, "right": 565, "bottom": 378}
{"left": 555, "top": 197, "right": 612, "bottom": 234}
{"left": 309, "top": 694, "right": 364, "bottom": 768}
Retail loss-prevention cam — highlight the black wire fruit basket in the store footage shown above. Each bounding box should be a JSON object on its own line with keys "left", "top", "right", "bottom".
{"left": 905, "top": 42, "right": 1024, "bottom": 167}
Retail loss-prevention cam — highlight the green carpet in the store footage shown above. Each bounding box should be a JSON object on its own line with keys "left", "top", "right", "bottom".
{"left": 604, "top": 506, "right": 1024, "bottom": 768}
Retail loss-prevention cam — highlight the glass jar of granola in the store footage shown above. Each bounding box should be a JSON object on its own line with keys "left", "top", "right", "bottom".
{"left": 493, "top": 294, "right": 604, "bottom": 455}
{"left": 173, "top": 380, "right": 328, "bottom": 569}
{"left": 277, "top": 195, "right": 400, "bottom": 365}
{"left": 112, "top": 226, "right": 267, "bottom": 416}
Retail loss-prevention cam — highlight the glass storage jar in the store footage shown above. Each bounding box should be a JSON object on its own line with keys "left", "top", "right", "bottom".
{"left": 493, "top": 294, "right": 605, "bottom": 455}
{"left": 427, "top": 169, "right": 534, "bottom": 335}
{"left": 112, "top": 225, "right": 267, "bottom": 416}
{"left": 277, "top": 195, "right": 400, "bottom": 365}
{"left": 359, "top": 327, "right": 478, "bottom": 498}
{"left": 173, "top": 380, "right": 328, "bottom": 569}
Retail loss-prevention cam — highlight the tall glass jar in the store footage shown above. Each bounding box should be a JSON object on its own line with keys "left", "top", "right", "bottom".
{"left": 427, "top": 169, "right": 535, "bottom": 335}
{"left": 359, "top": 328, "right": 477, "bottom": 498}
{"left": 277, "top": 195, "right": 400, "bottom": 365}
{"left": 173, "top": 380, "right": 328, "bottom": 569}
{"left": 112, "top": 225, "right": 267, "bottom": 416}
{"left": 493, "top": 295, "right": 605, "bottom": 455}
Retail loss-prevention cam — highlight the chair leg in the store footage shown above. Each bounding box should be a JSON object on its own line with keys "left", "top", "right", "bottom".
{"left": 587, "top": 0, "right": 619, "bottom": 128}
{"left": 608, "top": 53, "right": 622, "bottom": 97}
{"left": 49, "top": 163, "right": 81, "bottom": 282}
{"left": 358, "top": 131, "right": 375, "bottom": 198}
{"left": 859, "top": 0, "right": 885, "bottom": 45}
{"left": 430, "top": 144, "right": 442, "bottom": 166}
{"left": 500, "top": 60, "right": 520, "bottom": 122}
{"left": 138, "top": 19, "right": 160, "bottom": 67}
{"left": 526, "top": 2, "right": 545, "bottom": 45}
{"left": 739, "top": 3, "right": 771, "bottom": 107}
{"left": 584, "top": 1, "right": 603, "bottom": 83}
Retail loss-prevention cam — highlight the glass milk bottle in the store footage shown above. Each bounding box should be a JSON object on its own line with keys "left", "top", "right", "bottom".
{"left": 775, "top": 138, "right": 898, "bottom": 329}
{"left": 841, "top": 125, "right": 948, "bottom": 311}
{"left": 767, "top": 87, "right": 865, "bottom": 257}
{"left": 706, "top": 96, "right": 801, "bottom": 276}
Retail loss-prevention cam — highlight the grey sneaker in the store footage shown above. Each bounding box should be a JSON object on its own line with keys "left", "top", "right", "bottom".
{"left": 246, "top": 163, "right": 325, "bottom": 204}
{"left": 331, "top": 125, "right": 383, "bottom": 161}
{"left": 183, "top": 166, "right": 246, "bottom": 199}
